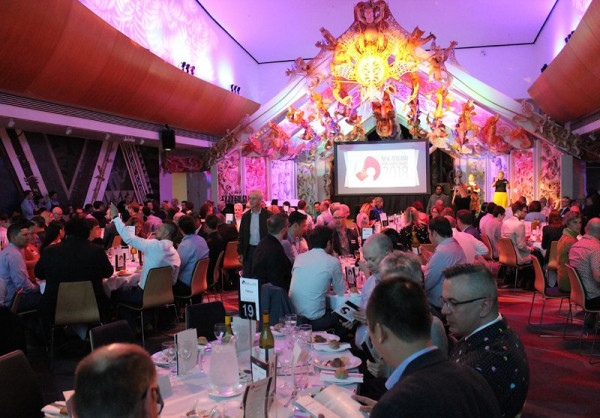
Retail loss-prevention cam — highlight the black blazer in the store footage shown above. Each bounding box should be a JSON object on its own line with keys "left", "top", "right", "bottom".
{"left": 251, "top": 234, "right": 292, "bottom": 292}
{"left": 371, "top": 348, "right": 500, "bottom": 418}
{"left": 331, "top": 227, "right": 360, "bottom": 256}
{"left": 238, "top": 209, "right": 271, "bottom": 258}
{"left": 35, "top": 236, "right": 114, "bottom": 322}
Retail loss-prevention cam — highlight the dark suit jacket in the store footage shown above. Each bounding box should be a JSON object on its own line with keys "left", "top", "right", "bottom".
{"left": 371, "top": 348, "right": 500, "bottom": 418}
{"left": 450, "top": 317, "right": 529, "bottom": 418}
{"left": 331, "top": 227, "right": 359, "bottom": 256}
{"left": 35, "top": 236, "right": 114, "bottom": 322}
{"left": 238, "top": 209, "right": 271, "bottom": 258}
{"left": 252, "top": 234, "right": 292, "bottom": 292}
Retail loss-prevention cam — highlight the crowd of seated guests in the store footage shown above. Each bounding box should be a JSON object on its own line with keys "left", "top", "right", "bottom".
{"left": 9, "top": 186, "right": 600, "bottom": 415}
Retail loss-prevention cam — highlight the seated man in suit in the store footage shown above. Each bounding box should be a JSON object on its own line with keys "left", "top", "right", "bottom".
{"left": 332, "top": 209, "right": 359, "bottom": 256}
{"left": 74, "top": 343, "right": 162, "bottom": 418}
{"left": 36, "top": 218, "right": 114, "bottom": 323}
{"left": 442, "top": 264, "right": 529, "bottom": 418}
{"left": 353, "top": 278, "right": 500, "bottom": 417}
{"left": 252, "top": 213, "right": 293, "bottom": 291}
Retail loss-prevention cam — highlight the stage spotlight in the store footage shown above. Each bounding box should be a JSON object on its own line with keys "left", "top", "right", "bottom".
{"left": 104, "top": 133, "right": 110, "bottom": 140}
{"left": 7, "top": 118, "right": 15, "bottom": 128}
{"left": 540, "top": 64, "right": 548, "bottom": 73}
{"left": 65, "top": 127, "right": 73, "bottom": 135}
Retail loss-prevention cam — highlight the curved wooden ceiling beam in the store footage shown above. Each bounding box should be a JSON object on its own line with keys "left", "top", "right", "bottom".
{"left": 528, "top": 1, "right": 600, "bottom": 123}
{"left": 0, "top": 0, "right": 259, "bottom": 137}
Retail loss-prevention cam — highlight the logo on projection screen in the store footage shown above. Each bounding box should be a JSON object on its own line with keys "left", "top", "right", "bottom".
{"left": 355, "top": 156, "right": 381, "bottom": 181}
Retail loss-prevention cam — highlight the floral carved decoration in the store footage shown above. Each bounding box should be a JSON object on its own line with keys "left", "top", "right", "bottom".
{"left": 539, "top": 141, "right": 561, "bottom": 205}
{"left": 217, "top": 152, "right": 241, "bottom": 198}
{"left": 510, "top": 149, "right": 533, "bottom": 203}
{"left": 245, "top": 157, "right": 267, "bottom": 197}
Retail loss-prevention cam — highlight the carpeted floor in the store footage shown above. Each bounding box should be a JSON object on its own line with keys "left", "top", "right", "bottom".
{"left": 26, "top": 288, "right": 600, "bottom": 416}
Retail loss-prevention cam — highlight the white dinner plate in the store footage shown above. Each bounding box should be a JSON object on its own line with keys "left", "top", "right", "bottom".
{"left": 208, "top": 384, "right": 245, "bottom": 398}
{"left": 313, "top": 354, "right": 361, "bottom": 371}
{"left": 312, "top": 342, "right": 351, "bottom": 353}
{"left": 311, "top": 331, "right": 340, "bottom": 344}
{"left": 151, "top": 351, "right": 170, "bottom": 368}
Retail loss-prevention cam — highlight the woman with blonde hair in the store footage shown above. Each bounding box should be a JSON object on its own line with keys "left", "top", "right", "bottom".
{"left": 356, "top": 202, "right": 374, "bottom": 229}
{"left": 398, "top": 207, "right": 430, "bottom": 252}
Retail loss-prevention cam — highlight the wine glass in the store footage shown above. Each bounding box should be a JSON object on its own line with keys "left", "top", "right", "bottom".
{"left": 162, "top": 341, "right": 176, "bottom": 376}
{"left": 214, "top": 323, "right": 227, "bottom": 342}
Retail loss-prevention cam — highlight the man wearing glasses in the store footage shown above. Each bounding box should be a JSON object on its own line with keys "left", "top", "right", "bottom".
{"left": 74, "top": 343, "right": 163, "bottom": 417}
{"left": 441, "top": 264, "right": 529, "bottom": 418}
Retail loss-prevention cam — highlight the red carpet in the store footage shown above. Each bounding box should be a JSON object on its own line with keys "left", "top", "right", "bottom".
{"left": 497, "top": 289, "right": 600, "bottom": 417}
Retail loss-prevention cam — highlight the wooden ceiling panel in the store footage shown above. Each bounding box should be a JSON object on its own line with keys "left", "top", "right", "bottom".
{"left": 0, "top": 0, "right": 259, "bottom": 138}
{"left": 529, "top": 1, "right": 600, "bottom": 123}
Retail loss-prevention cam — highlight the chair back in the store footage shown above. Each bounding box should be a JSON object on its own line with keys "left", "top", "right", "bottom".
{"left": 213, "top": 250, "right": 224, "bottom": 285}
{"left": 547, "top": 241, "right": 559, "bottom": 270}
{"left": 222, "top": 241, "right": 242, "bottom": 270}
{"left": 89, "top": 320, "right": 135, "bottom": 350}
{"left": 498, "top": 238, "right": 518, "bottom": 267}
{"left": 565, "top": 264, "right": 586, "bottom": 310}
{"left": 0, "top": 350, "right": 44, "bottom": 417}
{"left": 10, "top": 288, "right": 22, "bottom": 314}
{"left": 0, "top": 279, "right": 6, "bottom": 308}
{"left": 260, "top": 283, "right": 295, "bottom": 327}
{"left": 531, "top": 257, "right": 546, "bottom": 294}
{"left": 421, "top": 243, "right": 435, "bottom": 254}
{"left": 111, "top": 235, "right": 122, "bottom": 248}
{"left": 190, "top": 258, "right": 209, "bottom": 297}
{"left": 480, "top": 234, "right": 494, "bottom": 261}
{"left": 185, "top": 301, "right": 225, "bottom": 339}
{"left": 142, "top": 266, "right": 175, "bottom": 309}
{"left": 54, "top": 281, "right": 101, "bottom": 326}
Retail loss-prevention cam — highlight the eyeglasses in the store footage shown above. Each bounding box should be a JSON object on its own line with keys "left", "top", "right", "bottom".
{"left": 142, "top": 385, "right": 164, "bottom": 414}
{"left": 439, "top": 296, "right": 487, "bottom": 310}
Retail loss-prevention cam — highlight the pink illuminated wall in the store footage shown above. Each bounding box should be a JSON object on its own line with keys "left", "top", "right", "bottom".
{"left": 539, "top": 141, "right": 561, "bottom": 205}
{"left": 510, "top": 149, "right": 534, "bottom": 203}
{"left": 245, "top": 157, "right": 267, "bottom": 198}
{"left": 79, "top": 0, "right": 261, "bottom": 102}
{"left": 217, "top": 152, "right": 241, "bottom": 199}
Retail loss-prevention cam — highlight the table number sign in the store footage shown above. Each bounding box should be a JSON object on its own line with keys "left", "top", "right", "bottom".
{"left": 239, "top": 277, "right": 260, "bottom": 321}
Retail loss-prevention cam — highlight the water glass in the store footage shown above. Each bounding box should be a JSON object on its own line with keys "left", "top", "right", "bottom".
{"left": 209, "top": 339, "right": 239, "bottom": 395}
{"left": 176, "top": 340, "right": 196, "bottom": 375}
{"left": 162, "top": 341, "right": 176, "bottom": 376}
{"left": 298, "top": 324, "right": 312, "bottom": 348}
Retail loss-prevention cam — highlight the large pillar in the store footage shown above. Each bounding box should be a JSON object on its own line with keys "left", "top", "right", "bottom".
{"left": 560, "top": 154, "right": 574, "bottom": 199}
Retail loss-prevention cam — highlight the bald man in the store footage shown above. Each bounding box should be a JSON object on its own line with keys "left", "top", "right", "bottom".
{"left": 74, "top": 343, "right": 162, "bottom": 418}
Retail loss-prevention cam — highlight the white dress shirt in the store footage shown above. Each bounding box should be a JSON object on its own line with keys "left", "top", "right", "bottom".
{"left": 452, "top": 229, "right": 489, "bottom": 263}
{"left": 114, "top": 218, "right": 181, "bottom": 289}
{"left": 289, "top": 248, "right": 345, "bottom": 320}
{"left": 501, "top": 216, "right": 531, "bottom": 264}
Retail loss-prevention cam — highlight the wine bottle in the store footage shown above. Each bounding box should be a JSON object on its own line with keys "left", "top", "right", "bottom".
{"left": 225, "top": 315, "right": 233, "bottom": 337}
{"left": 411, "top": 228, "right": 421, "bottom": 255}
{"left": 259, "top": 311, "right": 274, "bottom": 362}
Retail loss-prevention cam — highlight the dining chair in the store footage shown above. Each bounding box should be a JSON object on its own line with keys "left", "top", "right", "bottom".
{"left": 209, "top": 251, "right": 225, "bottom": 302}
{"left": 89, "top": 320, "right": 136, "bottom": 350}
{"left": 547, "top": 241, "right": 559, "bottom": 273}
{"left": 185, "top": 301, "right": 225, "bottom": 340}
{"left": 51, "top": 281, "right": 102, "bottom": 369}
{"left": 174, "top": 258, "right": 209, "bottom": 305}
{"left": 421, "top": 243, "right": 435, "bottom": 254}
{"left": 564, "top": 265, "right": 600, "bottom": 355}
{"left": 527, "top": 257, "right": 569, "bottom": 333}
{"left": 0, "top": 350, "right": 44, "bottom": 417}
{"left": 497, "top": 237, "right": 531, "bottom": 288}
{"left": 222, "top": 241, "right": 242, "bottom": 275}
{"left": 111, "top": 235, "right": 122, "bottom": 248}
{"left": 117, "top": 266, "right": 178, "bottom": 347}
{"left": 480, "top": 234, "right": 498, "bottom": 269}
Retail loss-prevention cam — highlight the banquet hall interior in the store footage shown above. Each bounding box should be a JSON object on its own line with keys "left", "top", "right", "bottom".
{"left": 1, "top": 0, "right": 600, "bottom": 417}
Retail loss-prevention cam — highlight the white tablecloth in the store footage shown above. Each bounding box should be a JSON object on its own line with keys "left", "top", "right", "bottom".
{"left": 159, "top": 336, "right": 357, "bottom": 417}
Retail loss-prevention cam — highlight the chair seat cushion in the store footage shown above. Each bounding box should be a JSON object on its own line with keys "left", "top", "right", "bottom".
{"left": 545, "top": 287, "right": 569, "bottom": 297}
